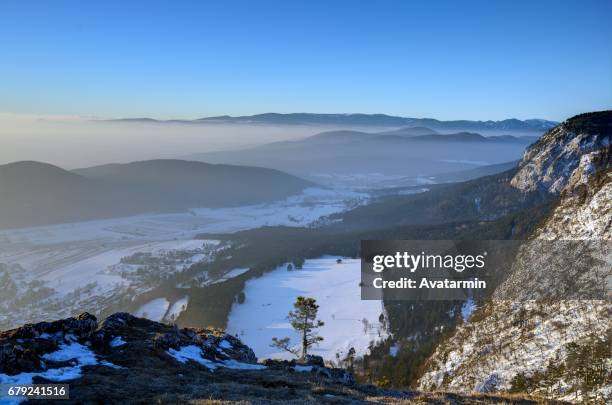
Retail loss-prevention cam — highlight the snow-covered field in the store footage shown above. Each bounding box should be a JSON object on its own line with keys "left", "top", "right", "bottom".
{"left": 165, "top": 296, "right": 189, "bottom": 322}
{"left": 226, "top": 257, "right": 388, "bottom": 362}
{"left": 0, "top": 188, "right": 366, "bottom": 328}
{"left": 134, "top": 296, "right": 190, "bottom": 323}
{"left": 134, "top": 298, "right": 170, "bottom": 322}
{"left": 310, "top": 172, "right": 438, "bottom": 189}
{"left": 0, "top": 188, "right": 364, "bottom": 248}
{"left": 5, "top": 239, "right": 213, "bottom": 296}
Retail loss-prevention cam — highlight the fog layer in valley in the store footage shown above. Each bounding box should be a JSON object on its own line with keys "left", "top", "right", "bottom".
{"left": 0, "top": 114, "right": 341, "bottom": 169}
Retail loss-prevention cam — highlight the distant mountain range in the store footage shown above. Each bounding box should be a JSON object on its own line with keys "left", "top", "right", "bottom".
{"left": 0, "top": 160, "right": 312, "bottom": 229}
{"left": 109, "top": 113, "right": 558, "bottom": 133}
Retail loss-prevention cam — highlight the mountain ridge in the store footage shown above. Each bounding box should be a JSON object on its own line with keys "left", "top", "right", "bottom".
{"left": 107, "top": 113, "right": 558, "bottom": 132}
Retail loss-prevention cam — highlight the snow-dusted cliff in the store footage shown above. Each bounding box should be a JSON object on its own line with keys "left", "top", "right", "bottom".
{"left": 418, "top": 111, "right": 611, "bottom": 403}
{"left": 511, "top": 111, "right": 610, "bottom": 195}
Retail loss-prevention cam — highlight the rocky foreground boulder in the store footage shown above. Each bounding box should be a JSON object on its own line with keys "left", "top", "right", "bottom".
{"left": 0, "top": 312, "right": 562, "bottom": 404}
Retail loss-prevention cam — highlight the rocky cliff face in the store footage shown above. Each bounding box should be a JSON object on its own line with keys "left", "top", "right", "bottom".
{"left": 418, "top": 111, "right": 611, "bottom": 403}
{"left": 511, "top": 111, "right": 611, "bottom": 195}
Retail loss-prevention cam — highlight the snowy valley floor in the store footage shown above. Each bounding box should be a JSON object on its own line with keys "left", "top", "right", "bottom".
{"left": 0, "top": 188, "right": 366, "bottom": 329}
{"left": 226, "top": 257, "right": 388, "bottom": 362}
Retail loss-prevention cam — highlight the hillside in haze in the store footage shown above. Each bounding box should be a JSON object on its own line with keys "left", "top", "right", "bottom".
{"left": 186, "top": 127, "right": 538, "bottom": 187}
{"left": 0, "top": 160, "right": 312, "bottom": 229}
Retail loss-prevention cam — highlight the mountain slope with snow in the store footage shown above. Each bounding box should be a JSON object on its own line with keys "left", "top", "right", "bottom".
{"left": 418, "top": 111, "right": 611, "bottom": 403}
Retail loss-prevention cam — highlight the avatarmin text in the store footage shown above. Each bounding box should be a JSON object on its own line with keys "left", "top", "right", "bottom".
{"left": 373, "top": 277, "right": 486, "bottom": 289}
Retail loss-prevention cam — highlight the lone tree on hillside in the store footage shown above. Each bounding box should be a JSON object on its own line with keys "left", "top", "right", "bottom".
{"left": 271, "top": 296, "right": 324, "bottom": 360}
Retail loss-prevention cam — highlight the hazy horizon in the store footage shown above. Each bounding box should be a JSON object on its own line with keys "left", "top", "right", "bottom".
{"left": 0, "top": 111, "right": 558, "bottom": 169}
{"left": 0, "top": 109, "right": 569, "bottom": 124}
{"left": 0, "top": 114, "right": 341, "bottom": 168}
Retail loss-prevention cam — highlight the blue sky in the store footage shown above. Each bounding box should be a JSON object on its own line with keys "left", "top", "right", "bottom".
{"left": 1, "top": 0, "right": 610, "bottom": 121}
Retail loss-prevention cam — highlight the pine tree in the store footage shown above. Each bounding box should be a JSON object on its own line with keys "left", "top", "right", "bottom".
{"left": 271, "top": 296, "right": 324, "bottom": 360}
